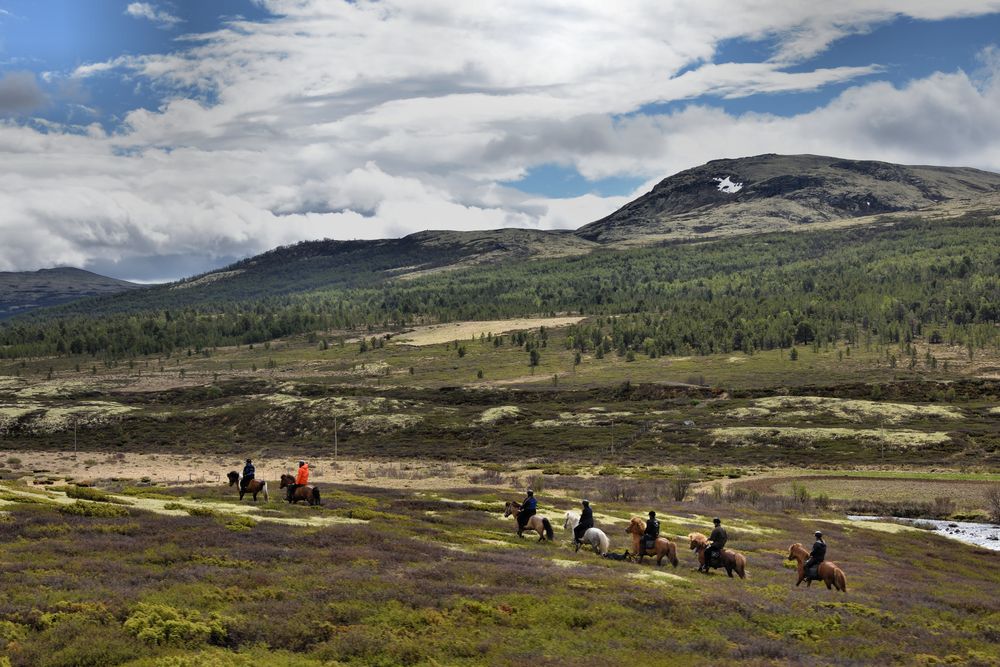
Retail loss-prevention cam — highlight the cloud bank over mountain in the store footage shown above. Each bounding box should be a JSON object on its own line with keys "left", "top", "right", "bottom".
{"left": 2, "top": 0, "right": 1000, "bottom": 280}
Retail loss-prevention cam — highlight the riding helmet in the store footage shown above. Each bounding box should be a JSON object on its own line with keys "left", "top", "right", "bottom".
{"left": 246, "top": 458, "right": 252, "bottom": 463}
{"left": 713, "top": 517, "right": 721, "bottom": 525}
{"left": 526, "top": 489, "right": 534, "bottom": 496}
{"left": 582, "top": 499, "right": 589, "bottom": 506}
{"left": 298, "top": 460, "right": 305, "bottom": 466}
{"left": 648, "top": 511, "right": 656, "bottom": 518}
{"left": 815, "top": 530, "right": 823, "bottom": 537}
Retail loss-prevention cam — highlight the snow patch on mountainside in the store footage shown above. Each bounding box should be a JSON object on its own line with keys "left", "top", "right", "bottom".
{"left": 713, "top": 176, "right": 743, "bottom": 194}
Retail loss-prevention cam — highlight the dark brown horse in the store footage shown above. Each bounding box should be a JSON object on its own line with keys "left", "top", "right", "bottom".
{"left": 788, "top": 543, "right": 847, "bottom": 592}
{"left": 227, "top": 471, "right": 269, "bottom": 502}
{"left": 279, "top": 474, "right": 322, "bottom": 505}
{"left": 689, "top": 532, "right": 747, "bottom": 579}
{"left": 625, "top": 517, "right": 678, "bottom": 567}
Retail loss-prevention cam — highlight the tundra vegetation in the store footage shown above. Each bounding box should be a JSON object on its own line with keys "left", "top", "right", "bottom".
{"left": 0, "top": 213, "right": 999, "bottom": 665}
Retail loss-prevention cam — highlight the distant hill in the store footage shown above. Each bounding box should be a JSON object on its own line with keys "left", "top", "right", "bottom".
{"left": 576, "top": 154, "right": 1000, "bottom": 243}
{"left": 0, "top": 268, "right": 142, "bottom": 319}
{"left": 26, "top": 229, "right": 594, "bottom": 316}
{"left": 7, "top": 154, "right": 1000, "bottom": 322}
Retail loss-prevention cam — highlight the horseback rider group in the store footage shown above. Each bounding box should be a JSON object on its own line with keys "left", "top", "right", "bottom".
{"left": 804, "top": 530, "right": 827, "bottom": 579}
{"left": 573, "top": 499, "right": 594, "bottom": 546}
{"left": 642, "top": 510, "right": 660, "bottom": 554}
{"left": 240, "top": 458, "right": 255, "bottom": 493}
{"left": 702, "top": 517, "right": 728, "bottom": 571}
{"left": 285, "top": 460, "right": 310, "bottom": 502}
{"left": 516, "top": 489, "right": 537, "bottom": 531}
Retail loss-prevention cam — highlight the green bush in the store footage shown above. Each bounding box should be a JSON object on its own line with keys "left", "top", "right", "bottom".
{"left": 64, "top": 485, "right": 131, "bottom": 505}
{"left": 59, "top": 501, "right": 130, "bottom": 518}
{"left": 123, "top": 603, "right": 226, "bottom": 647}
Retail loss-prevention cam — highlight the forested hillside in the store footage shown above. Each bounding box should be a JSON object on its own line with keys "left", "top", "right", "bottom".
{"left": 2, "top": 214, "right": 998, "bottom": 361}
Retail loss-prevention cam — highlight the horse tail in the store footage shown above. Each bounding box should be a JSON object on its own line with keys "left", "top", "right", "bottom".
{"left": 669, "top": 543, "right": 679, "bottom": 568}
{"left": 738, "top": 555, "right": 748, "bottom": 579}
{"left": 597, "top": 531, "right": 610, "bottom": 555}
{"left": 262, "top": 481, "right": 269, "bottom": 502}
{"left": 542, "top": 518, "right": 553, "bottom": 541}
{"left": 312, "top": 487, "right": 321, "bottom": 505}
{"left": 835, "top": 568, "right": 846, "bottom": 593}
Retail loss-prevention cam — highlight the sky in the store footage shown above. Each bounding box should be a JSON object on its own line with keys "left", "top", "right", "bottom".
{"left": 2, "top": 2, "right": 1000, "bottom": 282}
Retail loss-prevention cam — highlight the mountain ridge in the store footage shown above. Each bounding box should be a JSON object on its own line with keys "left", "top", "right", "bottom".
{"left": 0, "top": 267, "right": 141, "bottom": 320}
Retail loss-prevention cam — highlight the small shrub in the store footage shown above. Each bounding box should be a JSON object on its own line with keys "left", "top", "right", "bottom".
{"left": 64, "top": 485, "right": 131, "bottom": 505}
{"left": 986, "top": 484, "right": 1000, "bottom": 524}
{"left": 186, "top": 506, "right": 217, "bottom": 518}
{"left": 124, "top": 603, "right": 226, "bottom": 647}
{"left": 59, "top": 501, "right": 130, "bottom": 518}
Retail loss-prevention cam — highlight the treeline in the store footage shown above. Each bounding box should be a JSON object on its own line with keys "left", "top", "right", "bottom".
{"left": 2, "top": 215, "right": 999, "bottom": 360}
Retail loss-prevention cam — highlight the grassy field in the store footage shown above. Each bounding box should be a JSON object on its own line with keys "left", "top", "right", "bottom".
{"left": 0, "top": 478, "right": 998, "bottom": 666}
{"left": 1, "top": 316, "right": 1000, "bottom": 665}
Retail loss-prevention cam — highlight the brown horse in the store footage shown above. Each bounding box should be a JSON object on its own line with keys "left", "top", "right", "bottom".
{"left": 504, "top": 501, "right": 554, "bottom": 541}
{"left": 227, "top": 471, "right": 269, "bottom": 502}
{"left": 689, "top": 532, "right": 747, "bottom": 579}
{"left": 787, "top": 543, "right": 847, "bottom": 592}
{"left": 625, "top": 518, "right": 679, "bottom": 567}
{"left": 279, "top": 474, "right": 322, "bottom": 506}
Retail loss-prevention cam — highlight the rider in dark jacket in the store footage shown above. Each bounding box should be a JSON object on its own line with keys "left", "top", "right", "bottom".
{"left": 240, "top": 459, "right": 255, "bottom": 492}
{"left": 804, "top": 531, "right": 826, "bottom": 577}
{"left": 642, "top": 511, "right": 660, "bottom": 553}
{"left": 705, "top": 517, "right": 728, "bottom": 569}
{"left": 574, "top": 500, "right": 594, "bottom": 544}
{"left": 517, "top": 489, "right": 537, "bottom": 530}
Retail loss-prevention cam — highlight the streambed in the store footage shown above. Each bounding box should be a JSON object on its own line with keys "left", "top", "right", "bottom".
{"left": 848, "top": 515, "right": 1000, "bottom": 551}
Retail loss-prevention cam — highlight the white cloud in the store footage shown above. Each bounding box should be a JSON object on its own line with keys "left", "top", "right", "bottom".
{"left": 124, "top": 2, "right": 181, "bottom": 29}
{"left": 3, "top": 1, "right": 1000, "bottom": 279}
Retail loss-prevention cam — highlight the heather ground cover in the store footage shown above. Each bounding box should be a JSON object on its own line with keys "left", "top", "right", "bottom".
{"left": 0, "top": 479, "right": 998, "bottom": 666}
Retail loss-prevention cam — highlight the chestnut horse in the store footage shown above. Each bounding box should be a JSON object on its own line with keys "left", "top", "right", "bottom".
{"left": 625, "top": 518, "right": 678, "bottom": 567}
{"left": 504, "top": 501, "right": 554, "bottom": 541}
{"left": 279, "top": 474, "right": 322, "bottom": 505}
{"left": 689, "top": 532, "right": 747, "bottom": 579}
{"left": 787, "top": 543, "right": 847, "bottom": 592}
{"left": 226, "top": 471, "right": 269, "bottom": 502}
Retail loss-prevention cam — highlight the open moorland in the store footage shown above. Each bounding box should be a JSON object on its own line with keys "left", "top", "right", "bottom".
{"left": 2, "top": 206, "right": 1000, "bottom": 665}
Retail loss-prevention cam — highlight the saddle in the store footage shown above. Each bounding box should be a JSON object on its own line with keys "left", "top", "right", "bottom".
{"left": 706, "top": 549, "right": 723, "bottom": 568}
{"left": 806, "top": 564, "right": 820, "bottom": 580}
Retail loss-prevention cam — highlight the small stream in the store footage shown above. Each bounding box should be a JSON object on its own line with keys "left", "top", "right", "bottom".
{"left": 848, "top": 515, "right": 1000, "bottom": 552}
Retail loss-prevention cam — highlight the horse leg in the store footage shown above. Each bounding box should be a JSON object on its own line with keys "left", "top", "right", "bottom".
{"left": 825, "top": 580, "right": 832, "bottom": 590}
{"left": 725, "top": 566, "right": 733, "bottom": 578}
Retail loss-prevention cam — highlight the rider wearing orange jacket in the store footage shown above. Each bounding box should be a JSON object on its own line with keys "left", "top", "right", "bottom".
{"left": 287, "top": 460, "right": 309, "bottom": 501}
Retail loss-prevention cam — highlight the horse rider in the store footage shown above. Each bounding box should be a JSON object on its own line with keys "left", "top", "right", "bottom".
{"left": 641, "top": 510, "right": 660, "bottom": 555}
{"left": 574, "top": 499, "right": 594, "bottom": 546}
{"left": 804, "top": 530, "right": 826, "bottom": 579}
{"left": 704, "top": 517, "right": 728, "bottom": 570}
{"left": 287, "top": 460, "right": 309, "bottom": 501}
{"left": 240, "top": 458, "right": 255, "bottom": 493}
{"left": 517, "top": 489, "right": 537, "bottom": 531}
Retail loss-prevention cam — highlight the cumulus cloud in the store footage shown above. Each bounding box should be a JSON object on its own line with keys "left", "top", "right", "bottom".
{"left": 3, "top": 1, "right": 1000, "bottom": 279}
{"left": 124, "top": 2, "right": 182, "bottom": 29}
{"left": 0, "top": 71, "right": 48, "bottom": 113}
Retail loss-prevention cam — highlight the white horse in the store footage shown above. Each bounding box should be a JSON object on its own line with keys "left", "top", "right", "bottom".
{"left": 563, "top": 511, "right": 610, "bottom": 555}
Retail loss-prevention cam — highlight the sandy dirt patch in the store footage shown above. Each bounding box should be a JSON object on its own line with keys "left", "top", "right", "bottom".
{"left": 1, "top": 450, "right": 498, "bottom": 490}
{"left": 395, "top": 317, "right": 585, "bottom": 346}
